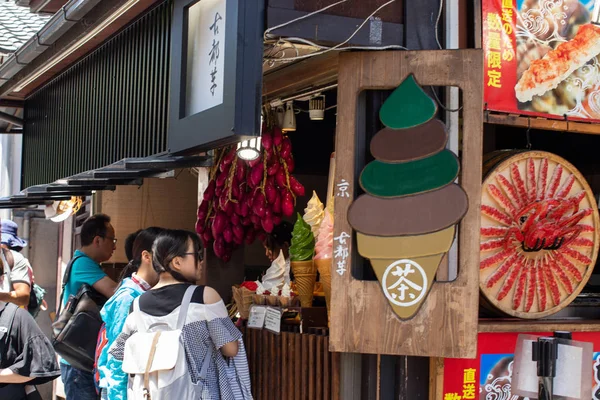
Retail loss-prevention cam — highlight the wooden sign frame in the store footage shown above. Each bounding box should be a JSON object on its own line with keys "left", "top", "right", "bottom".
{"left": 330, "top": 50, "right": 483, "bottom": 358}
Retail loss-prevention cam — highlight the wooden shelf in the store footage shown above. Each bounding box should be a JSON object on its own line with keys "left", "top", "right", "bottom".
{"left": 479, "top": 319, "right": 600, "bottom": 333}
{"left": 485, "top": 112, "right": 600, "bottom": 135}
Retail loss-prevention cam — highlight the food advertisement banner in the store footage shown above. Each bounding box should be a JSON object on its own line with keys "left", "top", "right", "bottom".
{"left": 483, "top": 0, "right": 600, "bottom": 121}
{"left": 442, "top": 332, "right": 600, "bottom": 399}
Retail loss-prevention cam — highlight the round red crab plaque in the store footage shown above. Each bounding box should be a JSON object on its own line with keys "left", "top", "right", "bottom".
{"left": 480, "top": 151, "right": 600, "bottom": 318}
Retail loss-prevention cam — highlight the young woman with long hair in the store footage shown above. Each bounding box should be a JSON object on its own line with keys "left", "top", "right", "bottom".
{"left": 110, "top": 229, "right": 251, "bottom": 399}
{"left": 98, "top": 227, "right": 164, "bottom": 400}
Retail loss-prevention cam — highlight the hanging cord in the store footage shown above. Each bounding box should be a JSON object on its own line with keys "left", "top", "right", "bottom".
{"left": 563, "top": 114, "right": 570, "bottom": 133}
{"left": 264, "top": 0, "right": 461, "bottom": 112}
{"left": 263, "top": 0, "right": 399, "bottom": 63}
{"left": 431, "top": 0, "right": 462, "bottom": 112}
{"left": 430, "top": 86, "right": 462, "bottom": 112}
{"left": 264, "top": 0, "right": 349, "bottom": 41}
{"left": 435, "top": 0, "right": 444, "bottom": 50}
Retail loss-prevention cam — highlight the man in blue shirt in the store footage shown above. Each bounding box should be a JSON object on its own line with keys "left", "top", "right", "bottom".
{"left": 60, "top": 214, "right": 118, "bottom": 400}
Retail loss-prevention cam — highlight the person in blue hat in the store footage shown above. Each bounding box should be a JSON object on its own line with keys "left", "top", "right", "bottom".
{"left": 0, "top": 220, "right": 31, "bottom": 308}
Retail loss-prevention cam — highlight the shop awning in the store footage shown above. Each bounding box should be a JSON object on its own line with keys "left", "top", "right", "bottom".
{"left": 2, "top": 153, "right": 213, "bottom": 209}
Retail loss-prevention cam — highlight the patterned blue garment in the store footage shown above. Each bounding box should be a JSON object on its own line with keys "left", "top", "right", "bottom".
{"left": 98, "top": 277, "right": 147, "bottom": 400}
{"left": 109, "top": 285, "right": 252, "bottom": 399}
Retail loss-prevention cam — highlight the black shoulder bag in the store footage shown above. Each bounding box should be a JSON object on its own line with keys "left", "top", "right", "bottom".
{"left": 51, "top": 255, "right": 107, "bottom": 372}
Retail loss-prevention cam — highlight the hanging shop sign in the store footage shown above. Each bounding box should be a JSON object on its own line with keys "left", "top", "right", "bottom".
{"left": 483, "top": 0, "right": 600, "bottom": 121}
{"left": 169, "top": 0, "right": 264, "bottom": 153}
{"left": 480, "top": 151, "right": 600, "bottom": 319}
{"left": 347, "top": 74, "right": 469, "bottom": 320}
{"left": 331, "top": 49, "right": 483, "bottom": 358}
{"left": 442, "top": 331, "right": 600, "bottom": 400}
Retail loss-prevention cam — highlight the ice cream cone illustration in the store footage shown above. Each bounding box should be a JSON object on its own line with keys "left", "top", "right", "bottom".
{"left": 348, "top": 74, "right": 469, "bottom": 320}
{"left": 290, "top": 213, "right": 317, "bottom": 308}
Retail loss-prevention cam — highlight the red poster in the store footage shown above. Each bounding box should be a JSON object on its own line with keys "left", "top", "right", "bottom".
{"left": 483, "top": 0, "right": 600, "bottom": 122}
{"left": 443, "top": 331, "right": 600, "bottom": 399}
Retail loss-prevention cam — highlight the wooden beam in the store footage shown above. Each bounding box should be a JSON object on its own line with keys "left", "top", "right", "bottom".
{"left": 479, "top": 319, "right": 600, "bottom": 333}
{"left": 262, "top": 53, "right": 338, "bottom": 101}
{"left": 485, "top": 112, "right": 600, "bottom": 135}
{"left": 0, "top": 99, "right": 24, "bottom": 108}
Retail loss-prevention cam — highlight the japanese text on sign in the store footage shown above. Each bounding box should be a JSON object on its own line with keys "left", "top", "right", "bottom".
{"left": 185, "top": 0, "right": 226, "bottom": 116}
{"left": 462, "top": 368, "right": 476, "bottom": 399}
{"left": 443, "top": 368, "right": 477, "bottom": 400}
{"left": 334, "top": 231, "right": 350, "bottom": 276}
{"left": 485, "top": 0, "right": 514, "bottom": 90}
{"left": 208, "top": 12, "right": 222, "bottom": 96}
{"left": 336, "top": 179, "right": 350, "bottom": 198}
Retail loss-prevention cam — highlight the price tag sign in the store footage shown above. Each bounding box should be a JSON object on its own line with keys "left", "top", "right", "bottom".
{"left": 264, "top": 307, "right": 282, "bottom": 334}
{"left": 247, "top": 305, "right": 267, "bottom": 329}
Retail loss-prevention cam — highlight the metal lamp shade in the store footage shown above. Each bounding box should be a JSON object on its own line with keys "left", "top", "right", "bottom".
{"left": 236, "top": 137, "right": 262, "bottom": 160}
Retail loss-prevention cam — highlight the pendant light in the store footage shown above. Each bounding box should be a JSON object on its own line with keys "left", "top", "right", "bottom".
{"left": 45, "top": 196, "right": 83, "bottom": 223}
{"left": 236, "top": 114, "right": 263, "bottom": 161}
{"left": 236, "top": 137, "right": 262, "bottom": 161}
{"left": 282, "top": 101, "right": 296, "bottom": 132}
{"left": 309, "top": 95, "right": 325, "bottom": 120}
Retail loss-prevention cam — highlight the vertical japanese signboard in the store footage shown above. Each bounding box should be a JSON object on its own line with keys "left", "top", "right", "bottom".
{"left": 185, "top": 0, "right": 226, "bottom": 116}
{"left": 483, "top": 0, "right": 600, "bottom": 121}
{"left": 442, "top": 331, "right": 600, "bottom": 399}
{"left": 169, "top": 0, "right": 264, "bottom": 154}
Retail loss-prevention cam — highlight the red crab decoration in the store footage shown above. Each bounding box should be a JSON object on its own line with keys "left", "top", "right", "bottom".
{"left": 480, "top": 152, "right": 599, "bottom": 318}
{"left": 504, "top": 197, "right": 588, "bottom": 252}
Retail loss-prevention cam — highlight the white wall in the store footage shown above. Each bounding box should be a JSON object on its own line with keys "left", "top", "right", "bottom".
{"left": 0, "top": 133, "right": 22, "bottom": 219}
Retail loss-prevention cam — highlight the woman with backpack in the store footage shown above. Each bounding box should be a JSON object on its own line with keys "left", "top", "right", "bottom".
{"left": 110, "top": 229, "right": 252, "bottom": 399}
{"left": 97, "top": 227, "right": 164, "bottom": 400}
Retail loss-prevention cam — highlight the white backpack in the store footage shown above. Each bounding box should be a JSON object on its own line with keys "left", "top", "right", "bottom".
{"left": 122, "top": 286, "right": 213, "bottom": 400}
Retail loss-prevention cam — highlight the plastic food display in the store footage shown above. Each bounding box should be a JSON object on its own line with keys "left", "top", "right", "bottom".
{"left": 480, "top": 151, "right": 600, "bottom": 318}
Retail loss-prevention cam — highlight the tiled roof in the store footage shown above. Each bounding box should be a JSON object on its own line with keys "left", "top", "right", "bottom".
{"left": 0, "top": 1, "right": 51, "bottom": 55}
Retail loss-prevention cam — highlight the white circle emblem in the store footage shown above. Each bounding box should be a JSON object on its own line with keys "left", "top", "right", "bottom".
{"left": 381, "top": 259, "right": 428, "bottom": 307}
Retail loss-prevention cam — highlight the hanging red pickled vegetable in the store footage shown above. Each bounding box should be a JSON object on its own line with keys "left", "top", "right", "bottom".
{"left": 195, "top": 125, "right": 305, "bottom": 261}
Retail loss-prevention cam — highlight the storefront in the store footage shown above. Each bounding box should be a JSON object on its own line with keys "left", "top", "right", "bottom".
{"left": 7, "top": 0, "right": 600, "bottom": 399}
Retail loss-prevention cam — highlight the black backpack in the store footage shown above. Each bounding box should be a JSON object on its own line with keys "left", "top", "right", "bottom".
{"left": 51, "top": 255, "right": 107, "bottom": 372}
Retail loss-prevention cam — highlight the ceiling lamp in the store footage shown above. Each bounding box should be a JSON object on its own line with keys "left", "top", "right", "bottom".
{"left": 236, "top": 137, "right": 262, "bottom": 161}
{"left": 282, "top": 101, "right": 296, "bottom": 132}
{"left": 236, "top": 114, "right": 263, "bottom": 160}
{"left": 309, "top": 95, "right": 325, "bottom": 120}
{"left": 44, "top": 196, "right": 83, "bottom": 223}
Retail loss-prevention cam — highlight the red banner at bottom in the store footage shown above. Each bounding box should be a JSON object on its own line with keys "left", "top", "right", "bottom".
{"left": 442, "top": 332, "right": 600, "bottom": 400}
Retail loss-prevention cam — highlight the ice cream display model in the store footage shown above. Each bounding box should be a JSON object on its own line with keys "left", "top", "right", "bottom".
{"left": 303, "top": 191, "right": 325, "bottom": 238}
{"left": 290, "top": 213, "right": 317, "bottom": 308}
{"left": 314, "top": 209, "right": 333, "bottom": 320}
{"left": 347, "top": 74, "right": 469, "bottom": 320}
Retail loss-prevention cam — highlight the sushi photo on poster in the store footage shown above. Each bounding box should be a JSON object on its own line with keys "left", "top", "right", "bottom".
{"left": 483, "top": 0, "right": 600, "bottom": 121}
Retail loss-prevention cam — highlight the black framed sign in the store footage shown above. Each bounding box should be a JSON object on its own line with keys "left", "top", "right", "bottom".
{"left": 169, "top": 0, "right": 264, "bottom": 154}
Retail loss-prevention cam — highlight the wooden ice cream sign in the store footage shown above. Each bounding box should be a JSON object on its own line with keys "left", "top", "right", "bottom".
{"left": 347, "top": 75, "right": 469, "bottom": 320}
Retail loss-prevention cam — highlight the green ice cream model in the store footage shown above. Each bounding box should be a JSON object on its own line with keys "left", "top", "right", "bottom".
{"left": 290, "top": 213, "right": 317, "bottom": 307}
{"left": 290, "top": 213, "right": 315, "bottom": 261}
